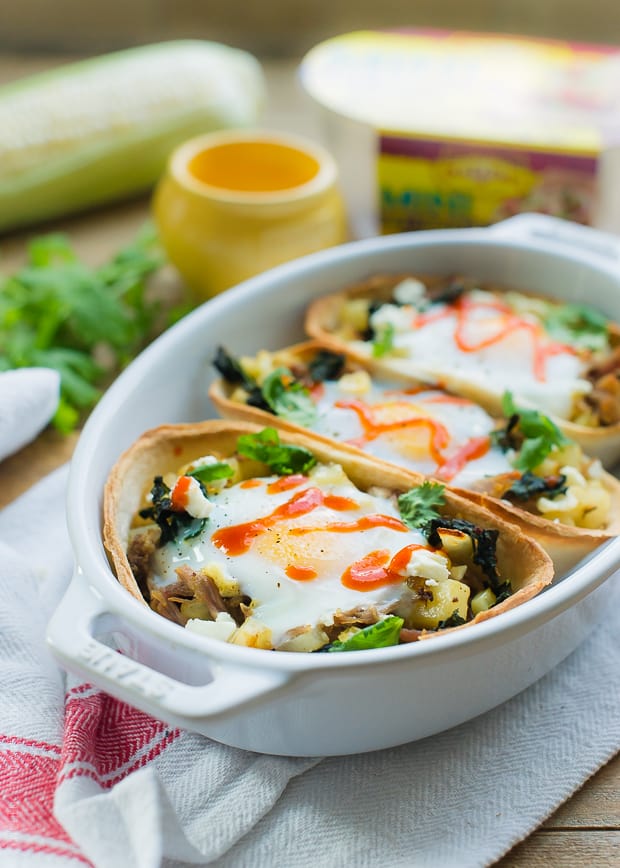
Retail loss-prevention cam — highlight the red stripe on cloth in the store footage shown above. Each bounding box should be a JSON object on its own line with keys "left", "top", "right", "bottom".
{"left": 60, "top": 725, "right": 180, "bottom": 789}
{"left": 65, "top": 684, "right": 94, "bottom": 698}
{"left": 0, "top": 837, "right": 92, "bottom": 865}
{"left": 0, "top": 749, "right": 69, "bottom": 842}
{"left": 60, "top": 691, "right": 181, "bottom": 786}
{"left": 0, "top": 735, "right": 61, "bottom": 755}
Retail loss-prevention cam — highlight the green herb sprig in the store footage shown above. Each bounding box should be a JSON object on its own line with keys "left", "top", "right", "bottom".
{"left": 236, "top": 427, "right": 317, "bottom": 476}
{"left": 398, "top": 482, "right": 446, "bottom": 534}
{"left": 494, "top": 392, "right": 569, "bottom": 472}
{"left": 0, "top": 225, "right": 169, "bottom": 432}
{"left": 326, "top": 616, "right": 404, "bottom": 652}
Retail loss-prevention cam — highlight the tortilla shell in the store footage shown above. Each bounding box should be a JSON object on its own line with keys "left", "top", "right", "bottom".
{"left": 103, "top": 420, "right": 554, "bottom": 638}
{"left": 209, "top": 343, "right": 616, "bottom": 574}
{"left": 303, "top": 275, "right": 620, "bottom": 466}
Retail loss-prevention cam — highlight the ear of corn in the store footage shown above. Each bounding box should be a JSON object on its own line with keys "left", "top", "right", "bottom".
{"left": 0, "top": 40, "right": 265, "bottom": 232}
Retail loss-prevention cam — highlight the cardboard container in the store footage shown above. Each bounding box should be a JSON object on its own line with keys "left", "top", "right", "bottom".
{"left": 300, "top": 29, "right": 620, "bottom": 237}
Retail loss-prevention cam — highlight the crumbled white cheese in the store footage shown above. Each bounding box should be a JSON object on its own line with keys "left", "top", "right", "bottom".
{"left": 393, "top": 278, "right": 427, "bottom": 306}
{"left": 185, "top": 454, "right": 233, "bottom": 493}
{"left": 187, "top": 454, "right": 219, "bottom": 470}
{"left": 467, "top": 288, "right": 497, "bottom": 306}
{"left": 403, "top": 549, "right": 450, "bottom": 582}
{"left": 560, "top": 464, "right": 587, "bottom": 487}
{"left": 424, "top": 578, "right": 439, "bottom": 587}
{"left": 537, "top": 490, "right": 579, "bottom": 514}
{"left": 587, "top": 459, "right": 603, "bottom": 479}
{"left": 369, "top": 304, "right": 412, "bottom": 334}
{"left": 185, "top": 612, "right": 237, "bottom": 642}
{"left": 337, "top": 370, "right": 372, "bottom": 395}
{"left": 573, "top": 378, "right": 593, "bottom": 397}
{"left": 182, "top": 476, "right": 213, "bottom": 519}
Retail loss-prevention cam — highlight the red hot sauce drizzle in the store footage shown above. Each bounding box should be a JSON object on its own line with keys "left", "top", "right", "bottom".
{"left": 411, "top": 294, "right": 577, "bottom": 382}
{"left": 334, "top": 397, "right": 489, "bottom": 482}
{"left": 211, "top": 480, "right": 425, "bottom": 589}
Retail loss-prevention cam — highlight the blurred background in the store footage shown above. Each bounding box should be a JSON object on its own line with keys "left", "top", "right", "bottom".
{"left": 1, "top": 0, "right": 619, "bottom": 56}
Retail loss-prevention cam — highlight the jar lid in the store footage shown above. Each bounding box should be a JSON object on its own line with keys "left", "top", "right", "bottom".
{"left": 300, "top": 29, "right": 620, "bottom": 153}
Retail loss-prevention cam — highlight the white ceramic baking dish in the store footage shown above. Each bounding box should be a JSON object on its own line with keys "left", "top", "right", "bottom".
{"left": 47, "top": 213, "right": 620, "bottom": 757}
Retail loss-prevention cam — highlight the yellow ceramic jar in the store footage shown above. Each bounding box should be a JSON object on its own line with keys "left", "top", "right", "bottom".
{"left": 153, "top": 129, "right": 348, "bottom": 299}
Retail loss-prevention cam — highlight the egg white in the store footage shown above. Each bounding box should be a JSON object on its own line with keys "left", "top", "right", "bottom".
{"left": 356, "top": 297, "right": 591, "bottom": 420}
{"left": 311, "top": 381, "right": 512, "bottom": 487}
{"left": 153, "top": 469, "right": 427, "bottom": 643}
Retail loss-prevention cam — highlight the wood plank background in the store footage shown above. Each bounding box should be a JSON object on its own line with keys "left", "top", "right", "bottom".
{"left": 0, "top": 0, "right": 619, "bottom": 56}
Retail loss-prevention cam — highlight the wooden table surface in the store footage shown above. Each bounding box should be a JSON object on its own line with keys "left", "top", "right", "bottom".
{"left": 0, "top": 53, "right": 618, "bottom": 867}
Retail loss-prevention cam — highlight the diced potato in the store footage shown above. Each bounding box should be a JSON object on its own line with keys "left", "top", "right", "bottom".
{"left": 185, "top": 612, "right": 237, "bottom": 642}
{"left": 434, "top": 529, "right": 473, "bottom": 563}
{"left": 179, "top": 599, "right": 214, "bottom": 621}
{"left": 407, "top": 579, "right": 470, "bottom": 629}
{"left": 342, "top": 299, "right": 370, "bottom": 333}
{"left": 309, "top": 462, "right": 350, "bottom": 487}
{"left": 240, "top": 349, "right": 276, "bottom": 383}
{"left": 336, "top": 626, "right": 361, "bottom": 642}
{"left": 337, "top": 370, "right": 372, "bottom": 395}
{"left": 574, "top": 483, "right": 611, "bottom": 529}
{"left": 277, "top": 625, "right": 330, "bottom": 652}
{"left": 230, "top": 386, "right": 249, "bottom": 403}
{"left": 471, "top": 587, "right": 497, "bottom": 616}
{"left": 230, "top": 617, "right": 273, "bottom": 649}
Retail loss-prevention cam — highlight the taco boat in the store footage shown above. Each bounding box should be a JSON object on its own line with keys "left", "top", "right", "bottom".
{"left": 304, "top": 273, "right": 620, "bottom": 467}
{"left": 103, "top": 421, "right": 554, "bottom": 652}
{"left": 209, "top": 343, "right": 618, "bottom": 573}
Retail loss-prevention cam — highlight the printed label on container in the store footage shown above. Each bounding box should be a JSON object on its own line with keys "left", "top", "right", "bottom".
{"left": 378, "top": 135, "right": 599, "bottom": 232}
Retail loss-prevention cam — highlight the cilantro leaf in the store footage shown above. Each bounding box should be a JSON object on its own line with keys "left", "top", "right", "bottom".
{"left": 326, "top": 616, "right": 404, "bottom": 652}
{"left": 261, "top": 367, "right": 317, "bottom": 426}
{"left": 544, "top": 302, "right": 609, "bottom": 352}
{"left": 499, "top": 392, "right": 569, "bottom": 472}
{"left": 0, "top": 224, "right": 170, "bottom": 432}
{"left": 372, "top": 322, "right": 395, "bottom": 358}
{"left": 398, "top": 482, "right": 446, "bottom": 533}
{"left": 236, "top": 427, "right": 317, "bottom": 475}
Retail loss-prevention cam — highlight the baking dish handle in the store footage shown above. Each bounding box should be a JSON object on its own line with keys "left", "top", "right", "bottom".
{"left": 488, "top": 213, "right": 620, "bottom": 265}
{"left": 47, "top": 571, "right": 290, "bottom": 723}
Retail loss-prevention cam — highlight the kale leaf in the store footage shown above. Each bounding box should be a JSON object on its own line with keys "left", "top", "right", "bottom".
{"left": 427, "top": 517, "right": 506, "bottom": 596}
{"left": 236, "top": 427, "right": 317, "bottom": 475}
{"left": 139, "top": 476, "right": 206, "bottom": 545}
{"left": 436, "top": 610, "right": 466, "bottom": 629}
{"left": 431, "top": 278, "right": 467, "bottom": 306}
{"left": 308, "top": 349, "right": 346, "bottom": 382}
{"left": 212, "top": 346, "right": 272, "bottom": 413}
{"left": 505, "top": 470, "right": 567, "bottom": 501}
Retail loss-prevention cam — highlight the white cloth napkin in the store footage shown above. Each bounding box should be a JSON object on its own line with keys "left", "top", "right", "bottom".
{"left": 0, "top": 368, "right": 60, "bottom": 462}
{"left": 0, "top": 378, "right": 618, "bottom": 868}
